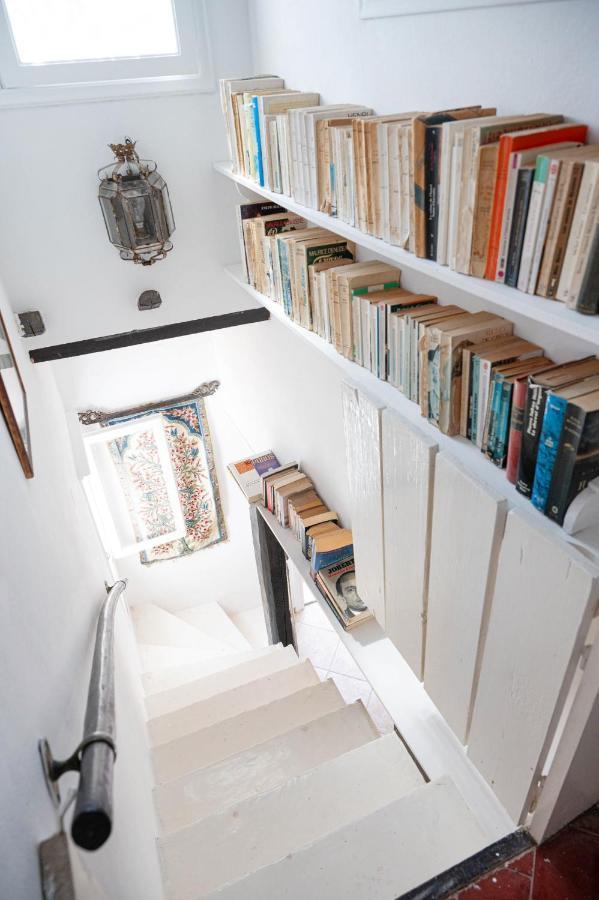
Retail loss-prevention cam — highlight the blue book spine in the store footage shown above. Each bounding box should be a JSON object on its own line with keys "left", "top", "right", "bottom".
{"left": 252, "top": 96, "right": 265, "bottom": 187}
{"left": 311, "top": 545, "right": 354, "bottom": 575}
{"left": 493, "top": 381, "right": 513, "bottom": 467}
{"left": 485, "top": 375, "right": 504, "bottom": 458}
{"left": 531, "top": 394, "right": 568, "bottom": 511}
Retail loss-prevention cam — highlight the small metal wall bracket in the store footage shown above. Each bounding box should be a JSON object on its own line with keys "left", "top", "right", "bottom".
{"left": 39, "top": 733, "right": 116, "bottom": 809}
{"left": 138, "top": 290, "right": 162, "bottom": 311}
{"left": 17, "top": 310, "right": 46, "bottom": 337}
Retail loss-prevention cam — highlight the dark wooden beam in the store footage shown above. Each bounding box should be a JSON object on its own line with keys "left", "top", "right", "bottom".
{"left": 249, "top": 504, "right": 294, "bottom": 648}
{"left": 29, "top": 307, "right": 270, "bottom": 363}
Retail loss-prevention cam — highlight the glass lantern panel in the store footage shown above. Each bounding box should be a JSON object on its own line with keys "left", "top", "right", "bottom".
{"left": 99, "top": 194, "right": 129, "bottom": 249}
{"left": 121, "top": 185, "right": 159, "bottom": 250}
{"left": 146, "top": 170, "right": 175, "bottom": 237}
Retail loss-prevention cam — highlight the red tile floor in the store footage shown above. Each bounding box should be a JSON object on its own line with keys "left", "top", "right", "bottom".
{"left": 449, "top": 804, "right": 599, "bottom": 899}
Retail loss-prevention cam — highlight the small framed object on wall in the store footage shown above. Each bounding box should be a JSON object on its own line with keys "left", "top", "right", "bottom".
{"left": 0, "top": 312, "right": 33, "bottom": 478}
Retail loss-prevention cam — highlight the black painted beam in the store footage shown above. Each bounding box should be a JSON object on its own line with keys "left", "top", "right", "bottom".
{"left": 29, "top": 307, "right": 270, "bottom": 363}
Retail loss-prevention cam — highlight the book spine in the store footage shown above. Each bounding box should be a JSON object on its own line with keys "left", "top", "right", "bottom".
{"left": 252, "top": 96, "right": 265, "bottom": 187}
{"left": 527, "top": 157, "right": 560, "bottom": 294}
{"left": 517, "top": 156, "right": 548, "bottom": 292}
{"left": 493, "top": 381, "right": 514, "bottom": 468}
{"left": 425, "top": 126, "right": 441, "bottom": 261}
{"left": 484, "top": 375, "right": 503, "bottom": 458}
{"left": 412, "top": 119, "right": 427, "bottom": 258}
{"left": 516, "top": 383, "right": 548, "bottom": 497}
{"left": 574, "top": 223, "right": 599, "bottom": 314}
{"left": 556, "top": 167, "right": 599, "bottom": 303}
{"left": 470, "top": 144, "right": 499, "bottom": 278}
{"left": 485, "top": 138, "right": 513, "bottom": 279}
{"left": 546, "top": 162, "right": 585, "bottom": 298}
{"left": 506, "top": 378, "right": 528, "bottom": 483}
{"left": 469, "top": 357, "right": 481, "bottom": 442}
{"left": 544, "top": 401, "right": 585, "bottom": 523}
{"left": 505, "top": 168, "right": 534, "bottom": 288}
{"left": 531, "top": 394, "right": 568, "bottom": 511}
{"left": 476, "top": 359, "right": 493, "bottom": 448}
{"left": 566, "top": 179, "right": 599, "bottom": 308}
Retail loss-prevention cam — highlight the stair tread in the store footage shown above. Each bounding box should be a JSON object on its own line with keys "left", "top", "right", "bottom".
{"left": 204, "top": 777, "right": 489, "bottom": 900}
{"left": 142, "top": 647, "right": 277, "bottom": 695}
{"left": 146, "top": 645, "right": 297, "bottom": 719}
{"left": 230, "top": 608, "right": 269, "bottom": 649}
{"left": 148, "top": 659, "right": 319, "bottom": 747}
{"left": 154, "top": 701, "right": 379, "bottom": 835}
{"left": 176, "top": 603, "right": 251, "bottom": 652}
{"left": 160, "top": 733, "right": 425, "bottom": 898}
{"left": 151, "top": 679, "right": 345, "bottom": 784}
{"left": 138, "top": 644, "right": 225, "bottom": 674}
{"left": 132, "top": 604, "right": 235, "bottom": 656}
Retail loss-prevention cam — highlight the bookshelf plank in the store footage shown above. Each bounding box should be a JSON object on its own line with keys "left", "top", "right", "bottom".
{"left": 382, "top": 408, "right": 437, "bottom": 679}
{"left": 424, "top": 453, "right": 507, "bottom": 743}
{"left": 224, "top": 262, "right": 599, "bottom": 562}
{"left": 214, "top": 161, "right": 599, "bottom": 348}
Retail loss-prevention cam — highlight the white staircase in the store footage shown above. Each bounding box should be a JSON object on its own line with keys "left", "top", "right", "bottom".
{"left": 131, "top": 600, "right": 494, "bottom": 899}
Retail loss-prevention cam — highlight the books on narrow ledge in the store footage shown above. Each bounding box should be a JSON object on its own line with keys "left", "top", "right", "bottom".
{"left": 228, "top": 451, "right": 281, "bottom": 503}
{"left": 256, "top": 460, "right": 374, "bottom": 629}
{"left": 221, "top": 75, "right": 598, "bottom": 316}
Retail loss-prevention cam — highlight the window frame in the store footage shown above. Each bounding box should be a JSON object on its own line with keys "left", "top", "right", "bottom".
{"left": 359, "top": 0, "right": 562, "bottom": 18}
{"left": 0, "top": 0, "right": 213, "bottom": 103}
{"left": 83, "top": 415, "right": 186, "bottom": 560}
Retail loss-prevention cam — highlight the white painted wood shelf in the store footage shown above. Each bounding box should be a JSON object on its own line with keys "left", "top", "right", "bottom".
{"left": 255, "top": 503, "right": 514, "bottom": 844}
{"left": 224, "top": 262, "right": 599, "bottom": 561}
{"left": 214, "top": 160, "right": 599, "bottom": 348}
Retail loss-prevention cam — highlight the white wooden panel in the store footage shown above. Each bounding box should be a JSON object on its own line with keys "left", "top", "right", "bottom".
{"left": 205, "top": 778, "right": 488, "bottom": 900}
{"left": 424, "top": 453, "right": 507, "bottom": 742}
{"left": 342, "top": 383, "right": 386, "bottom": 626}
{"left": 529, "top": 621, "right": 599, "bottom": 842}
{"left": 468, "top": 509, "right": 599, "bottom": 824}
{"left": 382, "top": 409, "right": 437, "bottom": 678}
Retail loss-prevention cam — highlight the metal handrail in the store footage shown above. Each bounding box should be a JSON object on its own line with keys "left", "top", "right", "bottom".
{"left": 39, "top": 579, "right": 127, "bottom": 851}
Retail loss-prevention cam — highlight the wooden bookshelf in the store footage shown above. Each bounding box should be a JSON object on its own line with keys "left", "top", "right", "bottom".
{"left": 214, "top": 160, "right": 599, "bottom": 348}
{"left": 225, "top": 262, "right": 599, "bottom": 561}
{"left": 256, "top": 502, "right": 515, "bottom": 843}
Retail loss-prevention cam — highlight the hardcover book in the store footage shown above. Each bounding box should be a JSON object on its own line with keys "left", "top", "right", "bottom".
{"left": 315, "top": 555, "right": 373, "bottom": 630}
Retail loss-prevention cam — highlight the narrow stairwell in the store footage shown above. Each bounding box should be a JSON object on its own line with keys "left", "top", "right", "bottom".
{"left": 132, "top": 602, "right": 491, "bottom": 899}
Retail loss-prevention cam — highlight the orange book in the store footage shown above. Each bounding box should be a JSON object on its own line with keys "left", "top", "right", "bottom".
{"left": 484, "top": 123, "right": 588, "bottom": 280}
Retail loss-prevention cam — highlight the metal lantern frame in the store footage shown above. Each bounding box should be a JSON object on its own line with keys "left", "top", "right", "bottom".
{"left": 98, "top": 138, "right": 175, "bottom": 266}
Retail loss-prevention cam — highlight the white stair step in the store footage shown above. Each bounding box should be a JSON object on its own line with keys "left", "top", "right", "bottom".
{"left": 146, "top": 645, "right": 299, "bottom": 719}
{"left": 142, "top": 647, "right": 276, "bottom": 695}
{"left": 159, "top": 733, "right": 424, "bottom": 899}
{"left": 152, "top": 679, "right": 345, "bottom": 784}
{"left": 138, "top": 644, "right": 220, "bottom": 674}
{"left": 132, "top": 604, "right": 234, "bottom": 657}
{"left": 230, "top": 608, "right": 269, "bottom": 648}
{"left": 155, "top": 701, "right": 379, "bottom": 834}
{"left": 206, "top": 777, "right": 489, "bottom": 900}
{"left": 175, "top": 603, "right": 251, "bottom": 651}
{"left": 148, "top": 659, "right": 320, "bottom": 747}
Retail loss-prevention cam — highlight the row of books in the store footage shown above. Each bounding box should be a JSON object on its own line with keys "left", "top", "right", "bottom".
{"left": 220, "top": 74, "right": 599, "bottom": 315}
{"left": 227, "top": 451, "right": 373, "bottom": 629}
{"left": 235, "top": 206, "right": 599, "bottom": 529}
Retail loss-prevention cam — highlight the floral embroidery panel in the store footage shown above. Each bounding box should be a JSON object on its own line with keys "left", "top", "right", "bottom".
{"left": 105, "top": 398, "right": 226, "bottom": 564}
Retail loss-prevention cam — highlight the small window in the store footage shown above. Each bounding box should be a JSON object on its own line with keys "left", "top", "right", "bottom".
{"left": 0, "top": 0, "right": 209, "bottom": 89}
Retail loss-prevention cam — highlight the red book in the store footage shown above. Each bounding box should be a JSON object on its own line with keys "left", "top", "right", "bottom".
{"left": 484, "top": 123, "right": 588, "bottom": 281}
{"left": 506, "top": 375, "right": 530, "bottom": 484}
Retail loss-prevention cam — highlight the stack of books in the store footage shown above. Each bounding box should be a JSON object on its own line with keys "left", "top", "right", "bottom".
{"left": 221, "top": 76, "right": 598, "bottom": 316}
{"left": 227, "top": 451, "right": 281, "bottom": 503}
{"left": 258, "top": 461, "right": 373, "bottom": 629}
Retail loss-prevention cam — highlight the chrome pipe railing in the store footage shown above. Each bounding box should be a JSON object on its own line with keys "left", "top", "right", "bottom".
{"left": 39, "top": 579, "right": 127, "bottom": 851}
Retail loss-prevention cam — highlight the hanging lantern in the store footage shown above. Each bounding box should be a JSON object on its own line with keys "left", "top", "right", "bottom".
{"left": 98, "top": 138, "right": 175, "bottom": 266}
